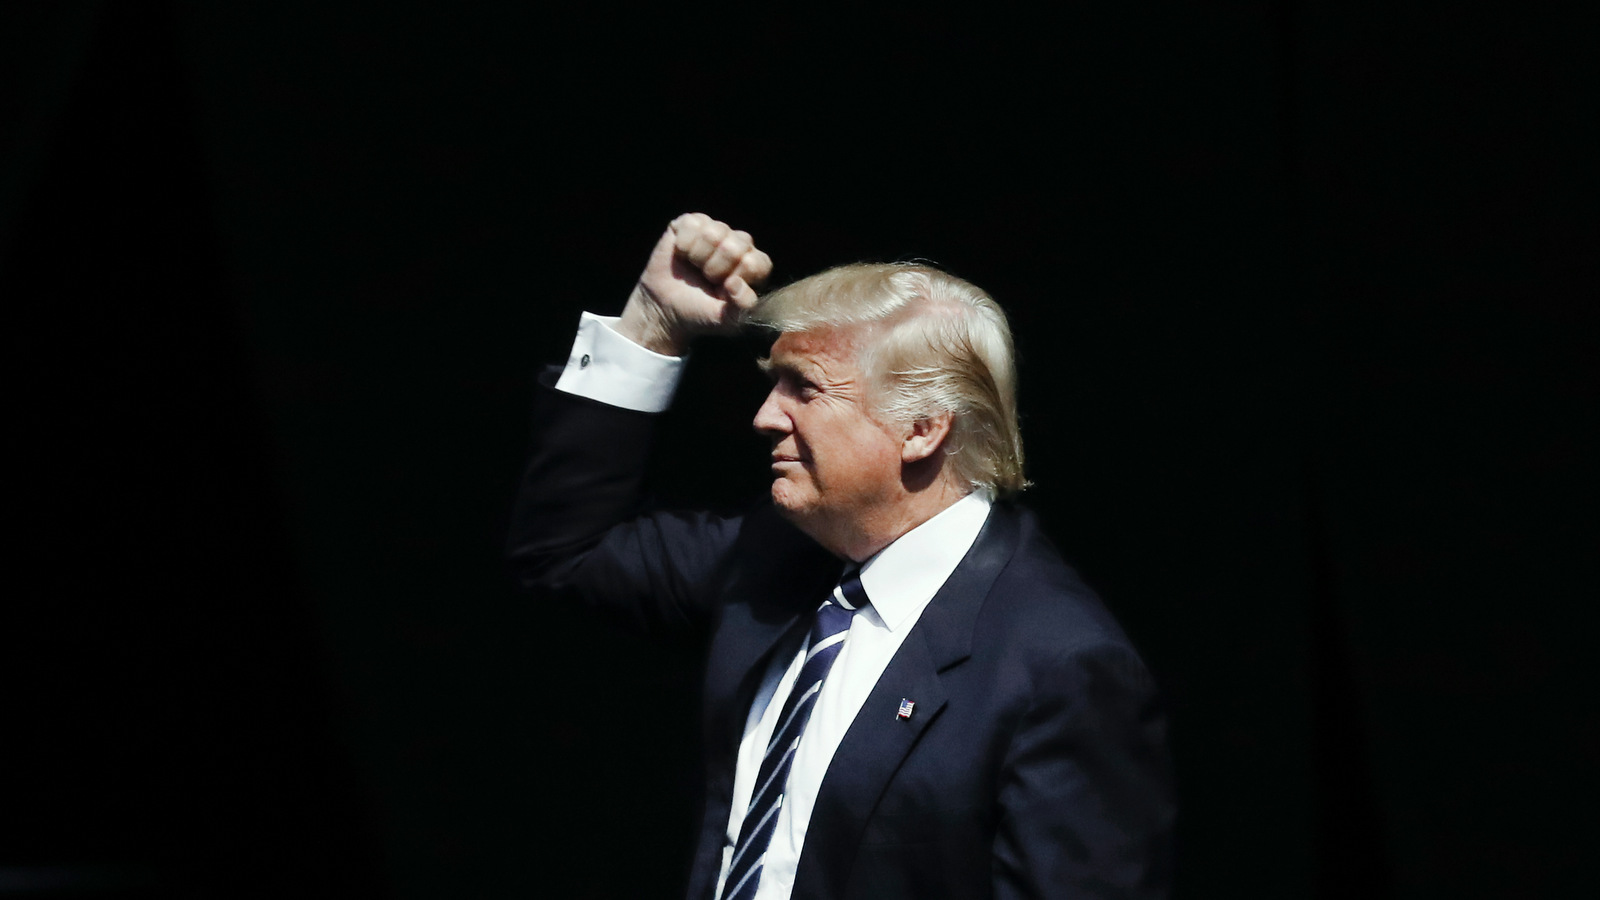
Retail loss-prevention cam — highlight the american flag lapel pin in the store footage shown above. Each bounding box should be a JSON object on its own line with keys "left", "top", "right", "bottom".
{"left": 897, "top": 698, "right": 915, "bottom": 720}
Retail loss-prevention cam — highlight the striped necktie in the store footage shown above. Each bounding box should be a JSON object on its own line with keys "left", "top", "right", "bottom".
{"left": 722, "top": 573, "right": 868, "bottom": 900}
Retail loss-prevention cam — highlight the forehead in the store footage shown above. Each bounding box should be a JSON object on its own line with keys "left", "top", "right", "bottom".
{"left": 770, "top": 326, "right": 863, "bottom": 372}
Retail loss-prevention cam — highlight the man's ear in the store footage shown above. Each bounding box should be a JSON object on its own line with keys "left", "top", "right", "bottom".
{"left": 901, "top": 412, "right": 955, "bottom": 464}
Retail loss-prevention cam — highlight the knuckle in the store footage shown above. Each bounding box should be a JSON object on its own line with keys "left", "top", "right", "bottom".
{"left": 717, "top": 236, "right": 751, "bottom": 260}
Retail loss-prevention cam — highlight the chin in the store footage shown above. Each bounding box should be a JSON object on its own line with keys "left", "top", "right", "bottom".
{"left": 770, "top": 480, "right": 816, "bottom": 523}
{"left": 770, "top": 480, "right": 798, "bottom": 514}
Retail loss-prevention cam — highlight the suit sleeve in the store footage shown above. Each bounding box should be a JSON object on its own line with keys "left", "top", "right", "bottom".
{"left": 991, "top": 640, "right": 1176, "bottom": 900}
{"left": 506, "top": 377, "right": 742, "bottom": 635}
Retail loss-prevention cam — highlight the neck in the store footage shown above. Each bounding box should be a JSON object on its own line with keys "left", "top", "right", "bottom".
{"left": 824, "top": 476, "right": 971, "bottom": 563}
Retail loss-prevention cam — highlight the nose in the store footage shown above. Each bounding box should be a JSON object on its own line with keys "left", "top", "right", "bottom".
{"left": 752, "top": 385, "right": 789, "bottom": 438}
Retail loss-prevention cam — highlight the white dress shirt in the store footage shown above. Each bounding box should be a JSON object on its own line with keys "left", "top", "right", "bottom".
{"left": 555, "top": 313, "right": 993, "bottom": 900}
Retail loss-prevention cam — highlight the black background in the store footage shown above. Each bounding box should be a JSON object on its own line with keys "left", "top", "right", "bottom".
{"left": 2, "top": 2, "right": 1593, "bottom": 897}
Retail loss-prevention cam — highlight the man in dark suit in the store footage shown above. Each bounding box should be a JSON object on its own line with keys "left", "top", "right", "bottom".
{"left": 509, "top": 213, "right": 1174, "bottom": 899}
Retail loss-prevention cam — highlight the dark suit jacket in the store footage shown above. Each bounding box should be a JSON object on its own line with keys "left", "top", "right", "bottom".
{"left": 508, "top": 383, "right": 1175, "bottom": 900}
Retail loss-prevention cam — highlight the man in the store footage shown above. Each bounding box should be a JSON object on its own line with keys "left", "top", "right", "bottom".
{"left": 509, "top": 213, "right": 1174, "bottom": 899}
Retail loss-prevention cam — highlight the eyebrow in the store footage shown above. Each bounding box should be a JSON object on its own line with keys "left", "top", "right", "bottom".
{"left": 756, "top": 356, "right": 806, "bottom": 378}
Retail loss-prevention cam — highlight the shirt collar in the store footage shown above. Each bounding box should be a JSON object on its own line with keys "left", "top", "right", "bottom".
{"left": 855, "top": 490, "right": 994, "bottom": 632}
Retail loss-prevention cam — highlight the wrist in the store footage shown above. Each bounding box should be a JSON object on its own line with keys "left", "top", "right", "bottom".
{"left": 617, "top": 285, "right": 690, "bottom": 357}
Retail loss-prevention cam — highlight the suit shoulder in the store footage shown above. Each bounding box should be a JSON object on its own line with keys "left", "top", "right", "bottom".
{"left": 975, "top": 505, "right": 1142, "bottom": 663}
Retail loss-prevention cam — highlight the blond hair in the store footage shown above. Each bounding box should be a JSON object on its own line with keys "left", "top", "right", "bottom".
{"left": 749, "top": 262, "right": 1028, "bottom": 495}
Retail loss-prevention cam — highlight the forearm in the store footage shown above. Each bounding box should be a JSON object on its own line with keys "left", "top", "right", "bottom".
{"left": 508, "top": 309, "right": 684, "bottom": 584}
{"left": 506, "top": 378, "right": 660, "bottom": 590}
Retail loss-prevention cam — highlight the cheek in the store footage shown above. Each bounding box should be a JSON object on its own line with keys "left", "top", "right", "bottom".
{"left": 822, "top": 434, "right": 899, "bottom": 490}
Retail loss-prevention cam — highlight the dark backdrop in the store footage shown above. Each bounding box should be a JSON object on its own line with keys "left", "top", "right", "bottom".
{"left": 2, "top": 2, "right": 1592, "bottom": 898}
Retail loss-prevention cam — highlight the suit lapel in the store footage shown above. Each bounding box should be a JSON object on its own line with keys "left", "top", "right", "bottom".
{"left": 690, "top": 533, "right": 838, "bottom": 900}
{"left": 704, "top": 514, "right": 842, "bottom": 755}
{"left": 791, "top": 505, "right": 1021, "bottom": 899}
{"left": 705, "top": 597, "right": 808, "bottom": 740}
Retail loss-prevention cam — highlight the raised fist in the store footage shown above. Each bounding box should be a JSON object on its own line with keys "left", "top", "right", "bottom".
{"left": 617, "top": 213, "right": 773, "bottom": 356}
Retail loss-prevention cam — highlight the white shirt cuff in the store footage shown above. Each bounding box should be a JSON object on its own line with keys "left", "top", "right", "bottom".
{"left": 553, "top": 312, "right": 685, "bottom": 413}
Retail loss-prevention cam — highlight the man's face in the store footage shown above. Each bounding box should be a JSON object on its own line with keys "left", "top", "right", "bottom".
{"left": 753, "top": 327, "right": 906, "bottom": 547}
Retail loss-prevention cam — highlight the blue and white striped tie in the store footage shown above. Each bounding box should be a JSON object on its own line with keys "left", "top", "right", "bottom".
{"left": 722, "top": 574, "right": 868, "bottom": 900}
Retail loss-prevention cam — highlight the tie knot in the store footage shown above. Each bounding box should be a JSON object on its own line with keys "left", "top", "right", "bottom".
{"left": 833, "top": 572, "right": 869, "bottom": 612}
{"left": 811, "top": 574, "right": 866, "bottom": 642}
